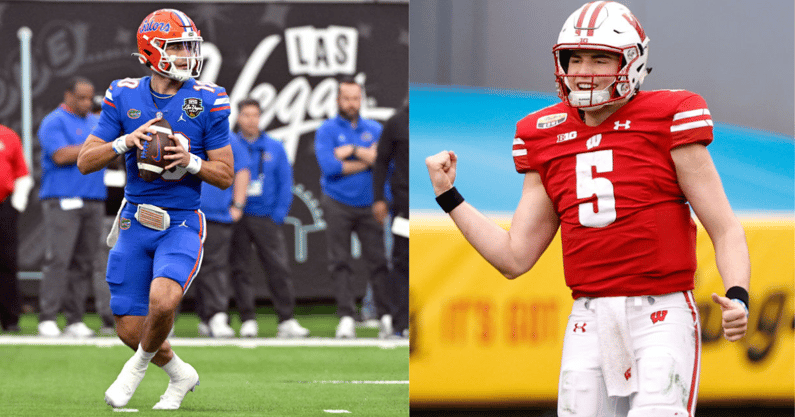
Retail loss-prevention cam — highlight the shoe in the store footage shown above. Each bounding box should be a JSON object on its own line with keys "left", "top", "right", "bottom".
{"left": 378, "top": 315, "right": 393, "bottom": 339}
{"left": 239, "top": 319, "right": 259, "bottom": 337}
{"left": 152, "top": 362, "right": 200, "bottom": 410}
{"left": 197, "top": 322, "right": 210, "bottom": 337}
{"left": 335, "top": 316, "right": 356, "bottom": 339}
{"left": 99, "top": 326, "right": 116, "bottom": 336}
{"left": 104, "top": 356, "right": 148, "bottom": 407}
{"left": 208, "top": 313, "right": 235, "bottom": 338}
{"left": 64, "top": 322, "right": 95, "bottom": 338}
{"left": 37, "top": 320, "right": 61, "bottom": 337}
{"left": 277, "top": 318, "right": 310, "bottom": 338}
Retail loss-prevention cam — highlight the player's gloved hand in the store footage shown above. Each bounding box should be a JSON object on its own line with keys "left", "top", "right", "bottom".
{"left": 425, "top": 150, "right": 458, "bottom": 197}
{"left": 711, "top": 293, "right": 748, "bottom": 342}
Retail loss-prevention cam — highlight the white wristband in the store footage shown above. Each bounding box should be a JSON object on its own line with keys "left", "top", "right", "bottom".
{"left": 186, "top": 153, "right": 202, "bottom": 175}
{"left": 112, "top": 135, "right": 130, "bottom": 155}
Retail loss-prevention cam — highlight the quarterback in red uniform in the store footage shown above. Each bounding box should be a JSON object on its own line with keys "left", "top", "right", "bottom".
{"left": 426, "top": 2, "right": 750, "bottom": 416}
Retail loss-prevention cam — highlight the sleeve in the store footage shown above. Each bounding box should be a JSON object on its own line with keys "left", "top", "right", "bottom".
{"left": 37, "top": 116, "right": 70, "bottom": 159}
{"left": 10, "top": 130, "right": 28, "bottom": 179}
{"left": 272, "top": 142, "right": 293, "bottom": 224}
{"left": 513, "top": 118, "right": 535, "bottom": 173}
{"left": 669, "top": 93, "right": 713, "bottom": 149}
{"left": 91, "top": 82, "right": 125, "bottom": 142}
{"left": 372, "top": 116, "right": 395, "bottom": 202}
{"left": 314, "top": 122, "right": 343, "bottom": 177}
{"left": 204, "top": 88, "right": 232, "bottom": 151}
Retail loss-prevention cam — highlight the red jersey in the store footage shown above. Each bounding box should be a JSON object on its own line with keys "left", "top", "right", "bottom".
{"left": 513, "top": 90, "right": 713, "bottom": 298}
{"left": 0, "top": 125, "right": 28, "bottom": 203}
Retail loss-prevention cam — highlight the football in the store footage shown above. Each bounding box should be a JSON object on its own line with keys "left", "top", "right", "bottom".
{"left": 136, "top": 118, "right": 175, "bottom": 182}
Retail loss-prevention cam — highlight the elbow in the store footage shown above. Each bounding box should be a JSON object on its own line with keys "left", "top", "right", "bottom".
{"left": 76, "top": 156, "right": 92, "bottom": 175}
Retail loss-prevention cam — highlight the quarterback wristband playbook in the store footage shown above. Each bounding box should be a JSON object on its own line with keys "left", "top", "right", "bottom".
{"left": 186, "top": 153, "right": 202, "bottom": 175}
{"left": 726, "top": 286, "right": 750, "bottom": 314}
{"left": 112, "top": 135, "right": 131, "bottom": 155}
{"left": 436, "top": 187, "right": 465, "bottom": 213}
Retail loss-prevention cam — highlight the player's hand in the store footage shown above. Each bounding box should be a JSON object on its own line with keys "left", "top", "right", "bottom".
{"left": 163, "top": 135, "right": 191, "bottom": 171}
{"left": 334, "top": 144, "right": 355, "bottom": 160}
{"left": 425, "top": 150, "right": 458, "bottom": 196}
{"left": 229, "top": 206, "right": 243, "bottom": 222}
{"left": 711, "top": 293, "right": 748, "bottom": 342}
{"left": 128, "top": 117, "right": 162, "bottom": 150}
{"left": 372, "top": 200, "right": 389, "bottom": 225}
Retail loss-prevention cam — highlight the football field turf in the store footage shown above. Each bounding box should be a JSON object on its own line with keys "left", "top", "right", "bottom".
{"left": 0, "top": 310, "right": 409, "bottom": 416}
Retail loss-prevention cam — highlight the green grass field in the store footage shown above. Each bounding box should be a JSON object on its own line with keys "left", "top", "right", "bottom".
{"left": 0, "top": 308, "right": 408, "bottom": 416}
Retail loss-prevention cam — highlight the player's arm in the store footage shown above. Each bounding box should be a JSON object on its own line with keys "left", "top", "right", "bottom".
{"left": 671, "top": 143, "right": 750, "bottom": 341}
{"left": 426, "top": 150, "right": 560, "bottom": 279}
{"left": 52, "top": 145, "right": 82, "bottom": 166}
{"left": 165, "top": 141, "right": 234, "bottom": 190}
{"left": 77, "top": 117, "right": 162, "bottom": 174}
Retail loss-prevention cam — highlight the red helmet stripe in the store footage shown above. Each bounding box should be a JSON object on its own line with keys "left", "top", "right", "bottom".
{"left": 586, "top": 1, "right": 608, "bottom": 36}
{"left": 575, "top": 2, "right": 594, "bottom": 36}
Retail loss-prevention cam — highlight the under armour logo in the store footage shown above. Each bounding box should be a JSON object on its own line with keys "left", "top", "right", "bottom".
{"left": 179, "top": 220, "right": 188, "bottom": 228}
{"left": 614, "top": 120, "right": 631, "bottom": 130}
{"left": 178, "top": 114, "right": 186, "bottom": 122}
{"left": 573, "top": 323, "right": 587, "bottom": 333}
{"left": 650, "top": 310, "right": 668, "bottom": 324}
{"left": 624, "top": 367, "right": 632, "bottom": 380}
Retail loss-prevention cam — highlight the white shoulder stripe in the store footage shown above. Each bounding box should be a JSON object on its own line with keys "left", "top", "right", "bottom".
{"left": 214, "top": 97, "right": 230, "bottom": 105}
{"left": 512, "top": 149, "right": 527, "bottom": 157}
{"left": 670, "top": 119, "right": 713, "bottom": 132}
{"left": 513, "top": 138, "right": 524, "bottom": 145}
{"left": 673, "top": 108, "right": 710, "bottom": 121}
{"left": 104, "top": 89, "right": 113, "bottom": 101}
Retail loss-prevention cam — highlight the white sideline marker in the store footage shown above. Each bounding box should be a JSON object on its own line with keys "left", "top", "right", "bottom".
{"left": 315, "top": 380, "right": 408, "bottom": 384}
{"left": 323, "top": 411, "right": 351, "bottom": 414}
{"left": 112, "top": 408, "right": 138, "bottom": 412}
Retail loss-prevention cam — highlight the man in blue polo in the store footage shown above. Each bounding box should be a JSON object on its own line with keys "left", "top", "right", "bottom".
{"left": 314, "top": 78, "right": 391, "bottom": 338}
{"left": 229, "top": 98, "right": 309, "bottom": 338}
{"left": 37, "top": 76, "right": 106, "bottom": 338}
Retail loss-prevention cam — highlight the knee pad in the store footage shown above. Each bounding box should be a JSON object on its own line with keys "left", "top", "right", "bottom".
{"left": 558, "top": 370, "right": 602, "bottom": 417}
{"left": 627, "top": 406, "right": 689, "bottom": 417}
{"left": 635, "top": 352, "right": 690, "bottom": 409}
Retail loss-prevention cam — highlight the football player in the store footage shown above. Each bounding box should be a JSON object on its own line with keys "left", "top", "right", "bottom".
{"left": 425, "top": 2, "right": 750, "bottom": 416}
{"left": 77, "top": 9, "right": 233, "bottom": 410}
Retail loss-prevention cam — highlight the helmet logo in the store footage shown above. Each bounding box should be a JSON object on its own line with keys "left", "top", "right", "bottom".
{"left": 622, "top": 13, "right": 646, "bottom": 41}
{"left": 139, "top": 21, "right": 171, "bottom": 34}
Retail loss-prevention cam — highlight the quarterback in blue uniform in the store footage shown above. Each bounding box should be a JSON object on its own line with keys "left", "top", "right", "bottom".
{"left": 77, "top": 9, "right": 233, "bottom": 410}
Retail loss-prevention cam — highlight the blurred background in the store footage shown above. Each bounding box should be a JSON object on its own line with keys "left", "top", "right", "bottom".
{"left": 408, "top": 0, "right": 794, "bottom": 415}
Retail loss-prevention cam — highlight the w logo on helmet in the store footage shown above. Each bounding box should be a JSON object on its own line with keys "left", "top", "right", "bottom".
{"left": 622, "top": 13, "right": 647, "bottom": 41}
{"left": 650, "top": 310, "right": 668, "bottom": 324}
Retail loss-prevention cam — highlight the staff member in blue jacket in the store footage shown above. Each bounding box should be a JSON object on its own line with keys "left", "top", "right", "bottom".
{"left": 314, "top": 78, "right": 391, "bottom": 339}
{"left": 37, "top": 76, "right": 106, "bottom": 338}
{"left": 194, "top": 132, "right": 250, "bottom": 338}
{"left": 229, "top": 99, "right": 309, "bottom": 338}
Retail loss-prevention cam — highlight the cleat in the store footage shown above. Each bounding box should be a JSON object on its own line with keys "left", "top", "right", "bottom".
{"left": 378, "top": 315, "right": 393, "bottom": 339}
{"left": 197, "top": 321, "right": 210, "bottom": 337}
{"left": 277, "top": 318, "right": 310, "bottom": 338}
{"left": 335, "top": 316, "right": 356, "bottom": 339}
{"left": 209, "top": 313, "right": 235, "bottom": 338}
{"left": 37, "top": 320, "right": 61, "bottom": 337}
{"left": 104, "top": 360, "right": 148, "bottom": 408}
{"left": 152, "top": 363, "right": 200, "bottom": 410}
{"left": 64, "top": 322, "right": 96, "bottom": 338}
{"left": 239, "top": 319, "right": 258, "bottom": 338}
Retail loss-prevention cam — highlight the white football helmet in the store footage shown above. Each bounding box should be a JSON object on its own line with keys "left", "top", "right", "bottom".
{"left": 553, "top": 1, "right": 651, "bottom": 110}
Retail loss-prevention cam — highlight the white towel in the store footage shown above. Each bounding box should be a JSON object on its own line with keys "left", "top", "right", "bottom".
{"left": 595, "top": 297, "right": 637, "bottom": 397}
{"left": 106, "top": 198, "right": 126, "bottom": 248}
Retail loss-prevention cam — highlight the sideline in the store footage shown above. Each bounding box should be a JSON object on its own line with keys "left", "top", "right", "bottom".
{"left": 0, "top": 335, "right": 409, "bottom": 348}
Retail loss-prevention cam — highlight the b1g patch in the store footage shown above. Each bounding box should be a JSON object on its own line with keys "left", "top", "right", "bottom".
{"left": 182, "top": 98, "right": 204, "bottom": 118}
{"left": 361, "top": 131, "right": 374, "bottom": 143}
{"left": 537, "top": 113, "right": 568, "bottom": 129}
{"left": 127, "top": 109, "right": 141, "bottom": 119}
{"left": 120, "top": 218, "right": 131, "bottom": 230}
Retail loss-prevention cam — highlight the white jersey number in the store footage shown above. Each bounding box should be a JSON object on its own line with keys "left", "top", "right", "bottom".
{"left": 575, "top": 150, "right": 616, "bottom": 228}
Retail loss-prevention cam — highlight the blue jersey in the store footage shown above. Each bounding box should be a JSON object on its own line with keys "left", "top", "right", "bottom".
{"left": 314, "top": 115, "right": 382, "bottom": 207}
{"left": 200, "top": 134, "right": 250, "bottom": 223}
{"left": 91, "top": 76, "right": 231, "bottom": 210}
{"left": 38, "top": 105, "right": 106, "bottom": 200}
{"left": 238, "top": 132, "right": 293, "bottom": 224}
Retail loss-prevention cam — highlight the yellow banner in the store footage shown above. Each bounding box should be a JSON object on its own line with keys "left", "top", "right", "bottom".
{"left": 409, "top": 217, "right": 794, "bottom": 405}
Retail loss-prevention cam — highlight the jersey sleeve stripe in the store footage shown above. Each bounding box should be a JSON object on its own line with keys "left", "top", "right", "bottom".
{"left": 513, "top": 138, "right": 524, "bottom": 145}
{"left": 512, "top": 149, "right": 528, "bottom": 156}
{"left": 103, "top": 99, "right": 116, "bottom": 108}
{"left": 673, "top": 108, "right": 710, "bottom": 121}
{"left": 214, "top": 97, "right": 230, "bottom": 105}
{"left": 210, "top": 106, "right": 231, "bottom": 112}
{"left": 104, "top": 89, "right": 113, "bottom": 101}
{"left": 670, "top": 119, "right": 713, "bottom": 132}
{"left": 217, "top": 92, "right": 228, "bottom": 97}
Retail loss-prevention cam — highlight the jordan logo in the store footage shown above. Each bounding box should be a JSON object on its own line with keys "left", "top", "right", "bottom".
{"left": 573, "top": 323, "right": 587, "bottom": 333}
{"left": 179, "top": 220, "right": 188, "bottom": 228}
{"left": 178, "top": 114, "right": 186, "bottom": 122}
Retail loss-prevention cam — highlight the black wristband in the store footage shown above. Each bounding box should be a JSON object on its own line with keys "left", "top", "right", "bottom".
{"left": 726, "top": 286, "right": 749, "bottom": 309}
{"left": 435, "top": 187, "right": 464, "bottom": 213}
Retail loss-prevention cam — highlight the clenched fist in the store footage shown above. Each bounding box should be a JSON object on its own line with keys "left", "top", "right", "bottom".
{"left": 425, "top": 150, "right": 458, "bottom": 197}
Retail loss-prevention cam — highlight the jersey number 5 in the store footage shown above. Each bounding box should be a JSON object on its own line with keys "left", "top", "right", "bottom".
{"left": 575, "top": 150, "right": 616, "bottom": 228}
